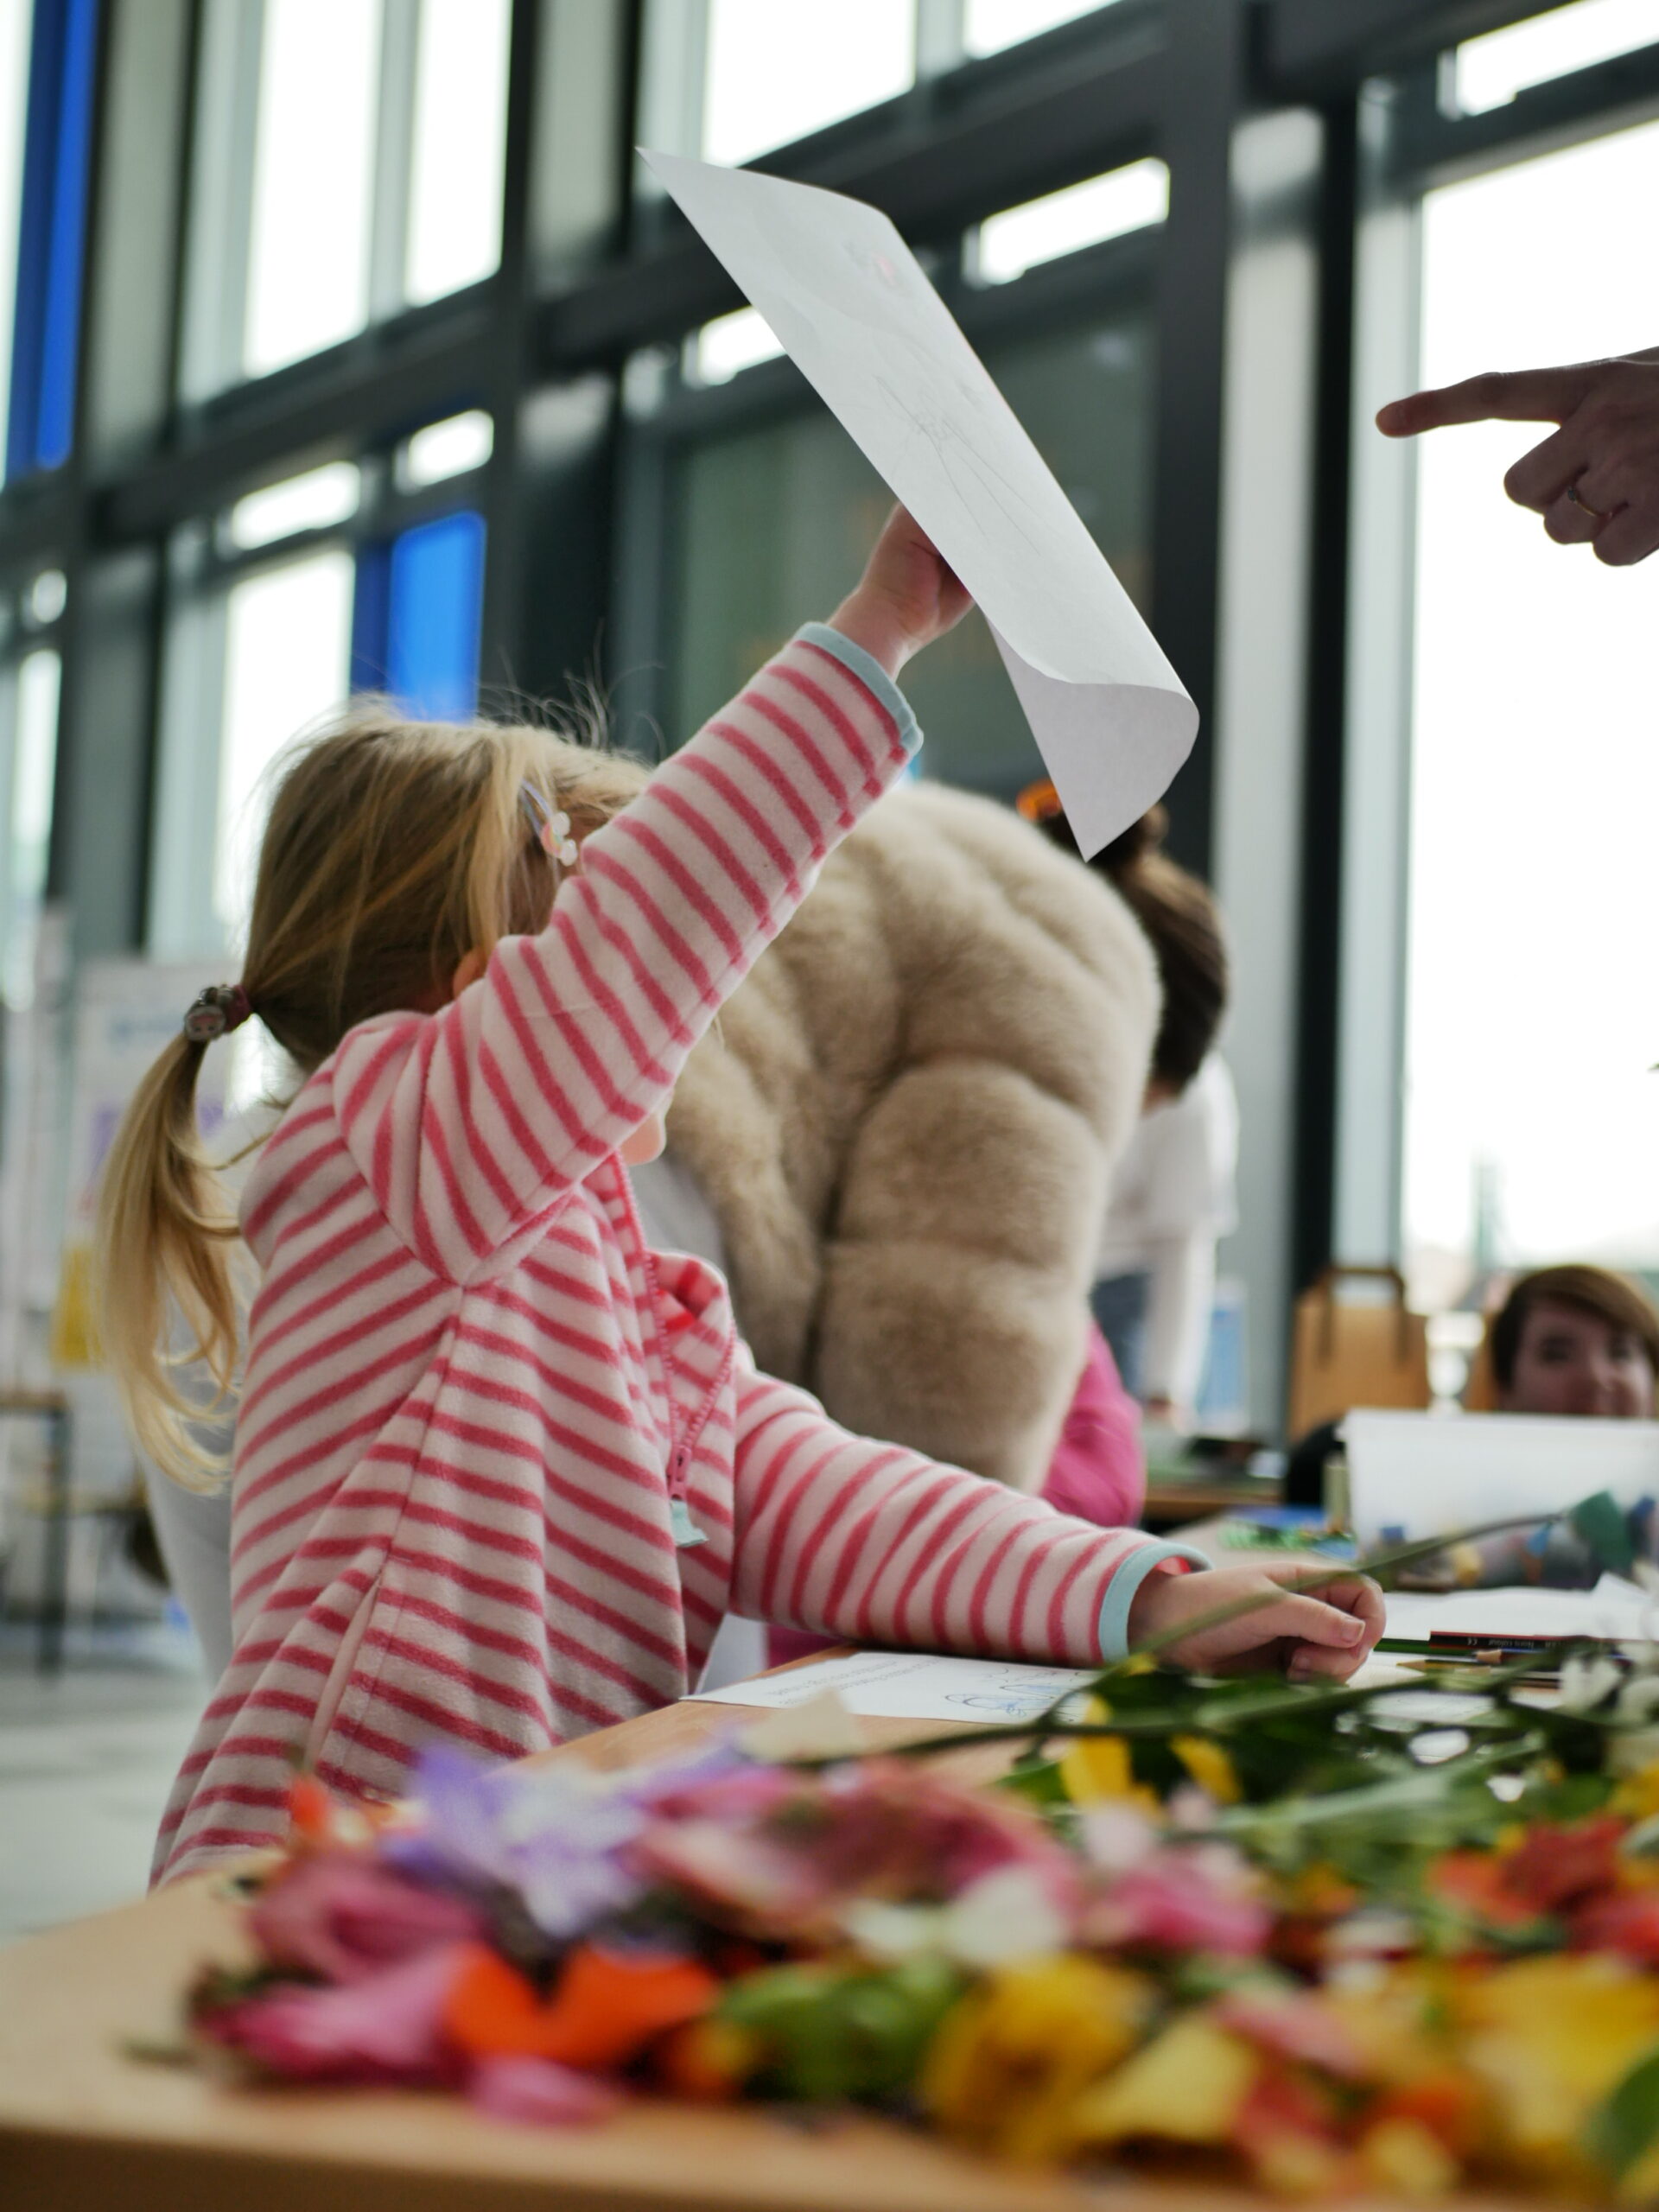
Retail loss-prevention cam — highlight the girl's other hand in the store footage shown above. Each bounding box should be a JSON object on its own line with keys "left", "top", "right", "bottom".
{"left": 1126, "top": 1560, "right": 1386, "bottom": 1681}
{"left": 827, "top": 505, "right": 972, "bottom": 677}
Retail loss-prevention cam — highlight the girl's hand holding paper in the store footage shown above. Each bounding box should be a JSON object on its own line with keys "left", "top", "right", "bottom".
{"left": 645, "top": 149, "right": 1197, "bottom": 855}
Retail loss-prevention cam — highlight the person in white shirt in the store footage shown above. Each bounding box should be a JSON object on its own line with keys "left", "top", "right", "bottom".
{"left": 1093, "top": 1053, "right": 1238, "bottom": 1426}
{"left": 1018, "top": 787, "right": 1235, "bottom": 1429}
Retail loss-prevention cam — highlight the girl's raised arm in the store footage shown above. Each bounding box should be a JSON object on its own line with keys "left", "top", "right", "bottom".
{"left": 333, "top": 512, "right": 968, "bottom": 1277}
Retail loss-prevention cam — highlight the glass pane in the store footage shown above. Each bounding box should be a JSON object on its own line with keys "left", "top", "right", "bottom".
{"left": 216, "top": 551, "right": 354, "bottom": 943}
{"left": 244, "top": 0, "right": 381, "bottom": 378}
{"left": 386, "top": 510, "right": 486, "bottom": 721}
{"left": 4, "top": 0, "right": 96, "bottom": 476}
{"left": 701, "top": 0, "right": 914, "bottom": 167}
{"left": 227, "top": 461, "right": 360, "bottom": 550}
{"left": 0, "top": 0, "right": 34, "bottom": 474}
{"left": 4, "top": 647, "right": 60, "bottom": 1007}
{"left": 404, "top": 0, "right": 511, "bottom": 305}
{"left": 964, "top": 0, "right": 1116, "bottom": 57}
{"left": 689, "top": 306, "right": 784, "bottom": 385}
{"left": 353, "top": 511, "right": 486, "bottom": 721}
{"left": 1402, "top": 118, "right": 1659, "bottom": 1305}
{"left": 974, "top": 159, "right": 1166, "bottom": 283}
{"left": 663, "top": 306, "right": 1153, "bottom": 796}
{"left": 398, "top": 408, "right": 493, "bottom": 489}
{"left": 1452, "top": 0, "right": 1659, "bottom": 116}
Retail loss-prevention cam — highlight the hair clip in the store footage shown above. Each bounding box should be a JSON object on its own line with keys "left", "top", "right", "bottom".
{"left": 519, "top": 784, "right": 579, "bottom": 870}
{"left": 182, "top": 983, "right": 252, "bottom": 1042}
{"left": 1015, "top": 778, "right": 1065, "bottom": 828}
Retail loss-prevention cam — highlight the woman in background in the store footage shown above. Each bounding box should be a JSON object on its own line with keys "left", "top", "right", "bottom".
{"left": 1482, "top": 1262, "right": 1659, "bottom": 1420}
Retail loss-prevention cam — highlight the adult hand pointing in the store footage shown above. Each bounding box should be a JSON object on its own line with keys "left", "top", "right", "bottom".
{"left": 1376, "top": 348, "right": 1659, "bottom": 566}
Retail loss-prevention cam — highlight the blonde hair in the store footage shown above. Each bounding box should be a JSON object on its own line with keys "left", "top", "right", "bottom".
{"left": 97, "top": 699, "right": 646, "bottom": 1488}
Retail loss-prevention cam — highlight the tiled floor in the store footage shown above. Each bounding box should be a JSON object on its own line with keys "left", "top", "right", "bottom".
{"left": 0, "top": 1614, "right": 208, "bottom": 1943}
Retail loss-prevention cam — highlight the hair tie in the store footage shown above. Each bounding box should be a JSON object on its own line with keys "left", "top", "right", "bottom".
{"left": 182, "top": 983, "right": 252, "bottom": 1043}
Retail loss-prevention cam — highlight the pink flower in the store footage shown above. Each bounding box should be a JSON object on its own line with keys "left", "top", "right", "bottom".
{"left": 1087, "top": 1844, "right": 1271, "bottom": 1958}
{"left": 198, "top": 1942, "right": 470, "bottom": 2085}
{"left": 1216, "top": 1988, "right": 1366, "bottom": 2075}
{"left": 249, "top": 1847, "right": 489, "bottom": 1985}
{"left": 633, "top": 1758, "right": 1077, "bottom": 1940}
{"left": 467, "top": 2056, "right": 626, "bottom": 2126}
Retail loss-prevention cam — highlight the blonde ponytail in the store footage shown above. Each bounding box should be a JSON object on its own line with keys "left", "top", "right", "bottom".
{"left": 96, "top": 1028, "right": 245, "bottom": 1490}
{"left": 94, "top": 694, "right": 648, "bottom": 1491}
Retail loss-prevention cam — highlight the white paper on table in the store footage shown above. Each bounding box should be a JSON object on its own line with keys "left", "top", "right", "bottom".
{"left": 686, "top": 1649, "right": 1096, "bottom": 1723}
{"left": 1384, "top": 1574, "right": 1657, "bottom": 1647}
{"left": 644, "top": 149, "right": 1196, "bottom": 856}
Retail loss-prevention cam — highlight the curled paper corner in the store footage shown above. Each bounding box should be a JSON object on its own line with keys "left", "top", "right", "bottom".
{"left": 741, "top": 1689, "right": 868, "bottom": 1764}
{"left": 988, "top": 622, "right": 1198, "bottom": 860}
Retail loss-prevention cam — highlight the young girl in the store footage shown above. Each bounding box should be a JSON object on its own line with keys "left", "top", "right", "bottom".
{"left": 100, "top": 510, "right": 1382, "bottom": 1884}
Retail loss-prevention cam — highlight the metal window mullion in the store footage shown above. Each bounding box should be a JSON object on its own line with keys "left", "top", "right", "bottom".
{"left": 1332, "top": 84, "right": 1423, "bottom": 1273}
{"left": 178, "top": 0, "right": 264, "bottom": 401}
{"left": 368, "top": 0, "right": 419, "bottom": 326}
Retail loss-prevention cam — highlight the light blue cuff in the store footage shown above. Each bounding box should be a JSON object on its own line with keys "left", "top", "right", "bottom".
{"left": 1096, "top": 1542, "right": 1211, "bottom": 1662}
{"left": 794, "top": 622, "right": 921, "bottom": 756}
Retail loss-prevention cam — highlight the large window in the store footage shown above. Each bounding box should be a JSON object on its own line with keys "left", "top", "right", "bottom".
{"left": 700, "top": 0, "right": 915, "bottom": 167}
{"left": 149, "top": 442, "right": 490, "bottom": 962}
{"left": 183, "top": 0, "right": 512, "bottom": 397}
{"left": 1401, "top": 117, "right": 1659, "bottom": 1305}
{"left": 662, "top": 304, "right": 1154, "bottom": 797}
{"left": 3, "top": 0, "right": 97, "bottom": 479}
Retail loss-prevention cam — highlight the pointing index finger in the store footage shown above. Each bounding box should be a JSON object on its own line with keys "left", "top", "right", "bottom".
{"left": 1376, "top": 363, "right": 1598, "bottom": 436}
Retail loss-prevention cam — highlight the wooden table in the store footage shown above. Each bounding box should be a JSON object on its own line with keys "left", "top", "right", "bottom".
{"left": 0, "top": 1663, "right": 1502, "bottom": 2212}
{"left": 0, "top": 1681, "right": 1211, "bottom": 2212}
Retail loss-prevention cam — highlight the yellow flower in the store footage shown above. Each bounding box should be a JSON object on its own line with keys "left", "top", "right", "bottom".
{"left": 1172, "top": 1734, "right": 1242, "bottom": 1805}
{"left": 1059, "top": 1732, "right": 1160, "bottom": 1809}
{"left": 1360, "top": 2118, "right": 1459, "bottom": 2200}
{"left": 1066, "top": 2014, "right": 1258, "bottom": 2151}
{"left": 1612, "top": 1759, "right": 1659, "bottom": 1823}
{"left": 921, "top": 1955, "right": 1152, "bottom": 2164}
{"left": 1453, "top": 1956, "right": 1659, "bottom": 2173}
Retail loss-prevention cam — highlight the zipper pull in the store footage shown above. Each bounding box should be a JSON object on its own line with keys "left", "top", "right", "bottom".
{"left": 669, "top": 1496, "right": 708, "bottom": 1550}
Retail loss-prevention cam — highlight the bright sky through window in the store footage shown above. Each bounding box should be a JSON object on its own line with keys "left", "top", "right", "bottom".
{"left": 974, "top": 159, "right": 1167, "bottom": 283}
{"left": 700, "top": 0, "right": 914, "bottom": 168}
{"left": 691, "top": 307, "right": 785, "bottom": 385}
{"left": 227, "top": 463, "right": 361, "bottom": 551}
{"left": 215, "top": 553, "right": 353, "bottom": 944}
{"left": 964, "top": 0, "right": 1115, "bottom": 56}
{"left": 0, "top": 0, "right": 31, "bottom": 478}
{"left": 400, "top": 410, "right": 494, "bottom": 489}
{"left": 244, "top": 0, "right": 381, "bottom": 377}
{"left": 405, "top": 0, "right": 511, "bottom": 304}
{"left": 6, "top": 647, "right": 60, "bottom": 1008}
{"left": 1452, "top": 0, "right": 1659, "bottom": 115}
{"left": 1403, "top": 118, "right": 1659, "bottom": 1294}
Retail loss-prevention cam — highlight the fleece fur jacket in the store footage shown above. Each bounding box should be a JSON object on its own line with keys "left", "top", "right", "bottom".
{"left": 664, "top": 779, "right": 1161, "bottom": 1493}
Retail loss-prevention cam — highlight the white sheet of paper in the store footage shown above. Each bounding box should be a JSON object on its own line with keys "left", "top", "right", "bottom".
{"left": 1345, "top": 1409, "right": 1659, "bottom": 1548}
{"left": 645, "top": 149, "right": 1196, "bottom": 855}
{"left": 1384, "top": 1574, "right": 1656, "bottom": 1646}
{"left": 687, "top": 1649, "right": 1096, "bottom": 1723}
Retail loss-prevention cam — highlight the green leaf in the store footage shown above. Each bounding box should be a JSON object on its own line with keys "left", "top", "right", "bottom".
{"left": 1588, "top": 2041, "right": 1659, "bottom": 2180}
{"left": 1571, "top": 1490, "right": 1637, "bottom": 1576}
{"left": 997, "top": 1753, "right": 1068, "bottom": 1808}
{"left": 719, "top": 1958, "right": 965, "bottom": 2106}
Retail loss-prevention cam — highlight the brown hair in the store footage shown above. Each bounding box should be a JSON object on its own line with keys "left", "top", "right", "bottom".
{"left": 96, "top": 700, "right": 646, "bottom": 1488}
{"left": 1016, "top": 785, "right": 1228, "bottom": 1094}
{"left": 1489, "top": 1263, "right": 1659, "bottom": 1392}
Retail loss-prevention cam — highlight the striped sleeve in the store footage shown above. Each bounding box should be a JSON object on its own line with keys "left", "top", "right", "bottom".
{"left": 331, "top": 632, "right": 918, "bottom": 1278}
{"left": 728, "top": 1367, "right": 1185, "bottom": 1668}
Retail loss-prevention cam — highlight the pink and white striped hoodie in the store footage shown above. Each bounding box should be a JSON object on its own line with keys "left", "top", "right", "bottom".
{"left": 154, "top": 627, "right": 1195, "bottom": 1884}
